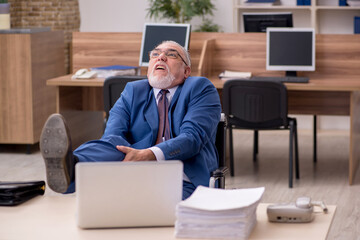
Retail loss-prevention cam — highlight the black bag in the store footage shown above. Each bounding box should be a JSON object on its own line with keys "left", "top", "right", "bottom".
{"left": 0, "top": 181, "right": 45, "bottom": 206}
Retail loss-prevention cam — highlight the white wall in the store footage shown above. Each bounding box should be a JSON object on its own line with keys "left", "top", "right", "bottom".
{"left": 78, "top": 0, "right": 350, "bottom": 130}
{"left": 79, "top": 0, "right": 148, "bottom": 32}
{"left": 79, "top": 0, "right": 234, "bottom": 32}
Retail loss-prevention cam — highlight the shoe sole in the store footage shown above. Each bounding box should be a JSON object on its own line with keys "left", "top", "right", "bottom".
{"left": 40, "top": 114, "right": 71, "bottom": 193}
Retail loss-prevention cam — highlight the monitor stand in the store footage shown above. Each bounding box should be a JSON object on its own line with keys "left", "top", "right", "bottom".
{"left": 286, "top": 71, "right": 297, "bottom": 77}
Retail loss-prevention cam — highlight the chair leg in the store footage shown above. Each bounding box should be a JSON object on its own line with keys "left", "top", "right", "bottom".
{"left": 289, "top": 121, "right": 294, "bottom": 188}
{"left": 253, "top": 130, "right": 258, "bottom": 162}
{"left": 222, "top": 124, "right": 227, "bottom": 168}
{"left": 219, "top": 176, "right": 225, "bottom": 189}
{"left": 229, "top": 127, "right": 234, "bottom": 176}
{"left": 294, "top": 119, "right": 300, "bottom": 179}
{"left": 313, "top": 115, "right": 317, "bottom": 163}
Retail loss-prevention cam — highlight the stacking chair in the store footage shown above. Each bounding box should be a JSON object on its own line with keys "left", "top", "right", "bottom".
{"left": 103, "top": 75, "right": 228, "bottom": 189}
{"left": 222, "top": 79, "right": 299, "bottom": 188}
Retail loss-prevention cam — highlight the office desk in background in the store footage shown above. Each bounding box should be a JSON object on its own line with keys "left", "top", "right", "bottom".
{"left": 46, "top": 73, "right": 360, "bottom": 185}
{"left": 0, "top": 195, "right": 336, "bottom": 240}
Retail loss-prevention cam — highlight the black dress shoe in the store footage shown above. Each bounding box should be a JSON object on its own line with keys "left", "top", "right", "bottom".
{"left": 40, "top": 114, "right": 75, "bottom": 193}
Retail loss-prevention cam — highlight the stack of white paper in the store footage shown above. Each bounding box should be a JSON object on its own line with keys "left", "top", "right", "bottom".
{"left": 218, "top": 70, "right": 252, "bottom": 80}
{"left": 244, "top": 0, "right": 279, "bottom": 7}
{"left": 90, "top": 65, "right": 138, "bottom": 78}
{"left": 348, "top": 0, "right": 360, "bottom": 6}
{"left": 175, "top": 186, "right": 265, "bottom": 239}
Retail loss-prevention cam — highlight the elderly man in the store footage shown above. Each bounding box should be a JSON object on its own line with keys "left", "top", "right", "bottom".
{"left": 40, "top": 40, "right": 221, "bottom": 199}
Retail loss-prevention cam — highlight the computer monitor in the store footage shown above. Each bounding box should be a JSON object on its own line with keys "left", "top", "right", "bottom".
{"left": 266, "top": 27, "right": 315, "bottom": 77}
{"left": 139, "top": 23, "right": 191, "bottom": 67}
{"left": 243, "top": 12, "right": 293, "bottom": 32}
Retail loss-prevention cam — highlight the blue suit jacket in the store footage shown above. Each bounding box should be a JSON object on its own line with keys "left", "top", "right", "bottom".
{"left": 103, "top": 76, "right": 221, "bottom": 187}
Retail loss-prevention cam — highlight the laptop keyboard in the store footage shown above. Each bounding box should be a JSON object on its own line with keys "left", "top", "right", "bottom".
{"left": 251, "top": 76, "right": 309, "bottom": 83}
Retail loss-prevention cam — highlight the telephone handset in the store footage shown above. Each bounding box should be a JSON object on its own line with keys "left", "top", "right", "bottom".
{"left": 71, "top": 68, "right": 97, "bottom": 79}
{"left": 267, "top": 197, "right": 328, "bottom": 223}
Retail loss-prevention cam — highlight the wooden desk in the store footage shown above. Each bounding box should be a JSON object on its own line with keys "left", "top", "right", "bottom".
{"left": 47, "top": 73, "right": 360, "bottom": 185}
{"left": 47, "top": 32, "right": 360, "bottom": 184}
{"left": 0, "top": 195, "right": 336, "bottom": 240}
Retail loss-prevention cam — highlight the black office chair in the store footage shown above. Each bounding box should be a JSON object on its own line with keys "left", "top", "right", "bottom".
{"left": 103, "top": 75, "right": 146, "bottom": 129}
{"left": 103, "top": 76, "right": 228, "bottom": 189}
{"left": 210, "top": 113, "right": 228, "bottom": 189}
{"left": 222, "top": 79, "right": 299, "bottom": 188}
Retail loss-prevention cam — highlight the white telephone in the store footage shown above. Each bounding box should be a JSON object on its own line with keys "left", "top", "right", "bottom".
{"left": 267, "top": 197, "right": 328, "bottom": 223}
{"left": 72, "top": 68, "right": 97, "bottom": 79}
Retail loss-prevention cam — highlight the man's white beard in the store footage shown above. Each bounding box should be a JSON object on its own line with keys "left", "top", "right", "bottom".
{"left": 148, "top": 65, "right": 175, "bottom": 89}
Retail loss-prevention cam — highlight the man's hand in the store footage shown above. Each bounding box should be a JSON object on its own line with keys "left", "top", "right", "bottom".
{"left": 116, "top": 145, "right": 156, "bottom": 162}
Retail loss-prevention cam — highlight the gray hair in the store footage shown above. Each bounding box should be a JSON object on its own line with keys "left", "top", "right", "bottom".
{"left": 156, "top": 40, "right": 191, "bottom": 67}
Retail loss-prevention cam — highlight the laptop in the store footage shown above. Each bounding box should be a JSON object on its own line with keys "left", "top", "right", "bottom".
{"left": 75, "top": 161, "right": 183, "bottom": 229}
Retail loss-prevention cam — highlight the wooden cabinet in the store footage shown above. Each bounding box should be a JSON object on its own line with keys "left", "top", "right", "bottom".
{"left": 0, "top": 30, "right": 65, "bottom": 145}
{"left": 233, "top": 0, "right": 360, "bottom": 33}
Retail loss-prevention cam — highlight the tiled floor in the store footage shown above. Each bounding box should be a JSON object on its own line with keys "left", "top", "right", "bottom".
{"left": 1, "top": 129, "right": 359, "bottom": 239}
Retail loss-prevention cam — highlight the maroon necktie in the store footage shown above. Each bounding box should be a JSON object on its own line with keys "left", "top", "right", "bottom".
{"left": 156, "top": 89, "right": 170, "bottom": 144}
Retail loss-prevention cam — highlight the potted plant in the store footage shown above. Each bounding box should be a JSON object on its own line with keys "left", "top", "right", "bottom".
{"left": 147, "top": 0, "right": 221, "bottom": 32}
{"left": 0, "top": 0, "right": 10, "bottom": 30}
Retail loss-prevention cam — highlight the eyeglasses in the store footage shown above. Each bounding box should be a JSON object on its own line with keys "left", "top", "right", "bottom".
{"left": 149, "top": 49, "right": 188, "bottom": 66}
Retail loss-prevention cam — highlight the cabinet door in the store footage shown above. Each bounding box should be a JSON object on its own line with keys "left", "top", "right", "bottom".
{"left": 0, "top": 34, "right": 33, "bottom": 143}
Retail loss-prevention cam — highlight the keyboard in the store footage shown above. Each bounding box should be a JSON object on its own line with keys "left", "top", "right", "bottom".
{"left": 251, "top": 76, "right": 309, "bottom": 83}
